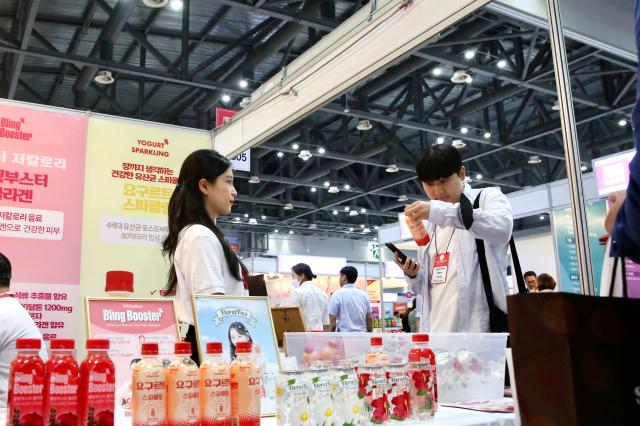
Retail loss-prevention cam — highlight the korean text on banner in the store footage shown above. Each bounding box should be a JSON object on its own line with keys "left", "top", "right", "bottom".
{"left": 0, "top": 101, "right": 88, "bottom": 340}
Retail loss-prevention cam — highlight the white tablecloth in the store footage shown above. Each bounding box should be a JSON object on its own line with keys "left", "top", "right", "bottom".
{"left": 0, "top": 407, "right": 515, "bottom": 425}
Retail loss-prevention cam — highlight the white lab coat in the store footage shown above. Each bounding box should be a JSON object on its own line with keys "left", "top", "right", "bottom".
{"left": 405, "top": 185, "right": 513, "bottom": 332}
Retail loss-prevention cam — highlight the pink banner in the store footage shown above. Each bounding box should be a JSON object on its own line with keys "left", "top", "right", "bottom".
{"left": 0, "top": 102, "right": 87, "bottom": 284}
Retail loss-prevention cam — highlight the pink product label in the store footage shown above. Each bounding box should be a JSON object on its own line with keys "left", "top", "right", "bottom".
{"left": 166, "top": 368, "right": 199, "bottom": 426}
{"left": 85, "top": 373, "right": 116, "bottom": 426}
{"left": 200, "top": 366, "right": 231, "bottom": 422}
{"left": 46, "top": 372, "right": 79, "bottom": 424}
{"left": 8, "top": 372, "right": 45, "bottom": 426}
{"left": 132, "top": 367, "right": 167, "bottom": 426}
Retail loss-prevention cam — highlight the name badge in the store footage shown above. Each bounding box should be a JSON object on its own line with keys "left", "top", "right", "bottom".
{"left": 431, "top": 252, "right": 450, "bottom": 285}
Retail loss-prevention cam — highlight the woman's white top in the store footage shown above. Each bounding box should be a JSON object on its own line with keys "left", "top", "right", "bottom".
{"left": 291, "top": 281, "right": 330, "bottom": 331}
{"left": 174, "top": 224, "right": 247, "bottom": 325}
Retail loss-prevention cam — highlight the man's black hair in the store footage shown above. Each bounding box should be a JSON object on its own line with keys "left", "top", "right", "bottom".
{"left": 523, "top": 271, "right": 537, "bottom": 279}
{"left": 0, "top": 252, "right": 11, "bottom": 288}
{"left": 339, "top": 266, "right": 358, "bottom": 283}
{"left": 415, "top": 144, "right": 463, "bottom": 183}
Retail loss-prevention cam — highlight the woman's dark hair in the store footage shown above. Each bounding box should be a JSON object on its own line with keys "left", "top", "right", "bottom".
{"left": 228, "top": 322, "right": 252, "bottom": 360}
{"left": 537, "top": 273, "right": 557, "bottom": 291}
{"left": 162, "top": 149, "right": 247, "bottom": 295}
{"left": 416, "top": 144, "right": 462, "bottom": 183}
{"left": 291, "top": 263, "right": 317, "bottom": 281}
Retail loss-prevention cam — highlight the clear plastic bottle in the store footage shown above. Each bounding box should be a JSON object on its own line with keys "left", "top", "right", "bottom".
{"left": 199, "top": 342, "right": 232, "bottom": 426}
{"left": 44, "top": 339, "right": 79, "bottom": 426}
{"left": 365, "top": 337, "right": 390, "bottom": 365}
{"left": 132, "top": 343, "right": 167, "bottom": 426}
{"left": 166, "top": 342, "right": 200, "bottom": 426}
{"left": 79, "top": 339, "right": 116, "bottom": 426}
{"left": 404, "top": 212, "right": 430, "bottom": 246}
{"left": 407, "top": 334, "right": 437, "bottom": 412}
{"left": 6, "top": 338, "right": 45, "bottom": 426}
{"left": 230, "top": 341, "right": 261, "bottom": 426}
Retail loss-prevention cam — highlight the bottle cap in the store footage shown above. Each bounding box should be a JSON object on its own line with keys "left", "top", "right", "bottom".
{"left": 16, "top": 338, "right": 41, "bottom": 350}
{"left": 370, "top": 337, "right": 383, "bottom": 347}
{"left": 412, "top": 334, "right": 429, "bottom": 343}
{"left": 50, "top": 339, "right": 75, "bottom": 350}
{"left": 175, "top": 342, "right": 192, "bottom": 355}
{"left": 141, "top": 343, "right": 159, "bottom": 355}
{"left": 235, "top": 341, "right": 252, "bottom": 353}
{"left": 86, "top": 339, "right": 110, "bottom": 350}
{"left": 104, "top": 270, "right": 134, "bottom": 293}
{"left": 206, "top": 342, "right": 223, "bottom": 354}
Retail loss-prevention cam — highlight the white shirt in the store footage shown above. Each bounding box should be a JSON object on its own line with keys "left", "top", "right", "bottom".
{"left": 407, "top": 185, "right": 513, "bottom": 333}
{"left": 327, "top": 284, "right": 372, "bottom": 332}
{"left": 426, "top": 225, "right": 460, "bottom": 331}
{"left": 291, "top": 281, "right": 329, "bottom": 331}
{"left": 0, "top": 294, "right": 48, "bottom": 408}
{"left": 174, "top": 225, "right": 247, "bottom": 325}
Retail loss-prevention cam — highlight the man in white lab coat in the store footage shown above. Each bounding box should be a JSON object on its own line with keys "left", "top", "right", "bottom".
{"left": 394, "top": 145, "right": 513, "bottom": 332}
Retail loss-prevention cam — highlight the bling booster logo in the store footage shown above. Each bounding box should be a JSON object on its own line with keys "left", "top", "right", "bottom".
{"left": 0, "top": 116, "right": 33, "bottom": 141}
{"left": 102, "top": 307, "right": 164, "bottom": 323}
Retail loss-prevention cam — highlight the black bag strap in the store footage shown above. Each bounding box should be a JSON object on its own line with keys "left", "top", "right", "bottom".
{"left": 609, "top": 256, "right": 629, "bottom": 298}
{"left": 509, "top": 239, "right": 527, "bottom": 294}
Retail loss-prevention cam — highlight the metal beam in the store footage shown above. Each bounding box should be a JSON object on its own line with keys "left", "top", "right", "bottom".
{"left": 6, "top": 0, "right": 39, "bottom": 99}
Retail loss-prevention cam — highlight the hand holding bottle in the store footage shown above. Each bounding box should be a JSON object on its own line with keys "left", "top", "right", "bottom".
{"left": 405, "top": 201, "right": 431, "bottom": 222}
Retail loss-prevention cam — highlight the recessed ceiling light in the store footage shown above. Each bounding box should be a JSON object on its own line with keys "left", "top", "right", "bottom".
{"left": 261, "top": 215, "right": 267, "bottom": 220}
{"left": 360, "top": 224, "right": 365, "bottom": 228}
{"left": 452, "top": 139, "right": 466, "bottom": 149}
{"left": 363, "top": 228, "right": 370, "bottom": 233}
{"left": 360, "top": 208, "right": 366, "bottom": 213}
{"left": 274, "top": 229, "right": 279, "bottom": 233}
{"left": 289, "top": 230, "right": 294, "bottom": 234}
{"left": 328, "top": 186, "right": 340, "bottom": 193}
{"left": 348, "top": 210, "right": 359, "bottom": 217}
{"left": 248, "top": 218, "right": 257, "bottom": 225}
{"left": 356, "top": 120, "right": 372, "bottom": 131}
{"left": 398, "top": 194, "right": 408, "bottom": 202}
{"left": 248, "top": 175, "right": 260, "bottom": 184}
{"left": 324, "top": 181, "right": 330, "bottom": 187}
{"left": 464, "top": 50, "right": 476, "bottom": 60}
{"left": 451, "top": 70, "right": 473, "bottom": 84}
{"left": 539, "top": 215, "right": 546, "bottom": 220}
{"left": 292, "top": 143, "right": 299, "bottom": 150}
{"left": 244, "top": 213, "right": 249, "bottom": 218}
{"left": 344, "top": 206, "right": 350, "bottom": 212}
{"left": 169, "top": 0, "right": 183, "bottom": 11}
{"left": 276, "top": 151, "right": 284, "bottom": 158}
{"left": 235, "top": 217, "right": 241, "bottom": 221}
{"left": 221, "top": 94, "right": 231, "bottom": 103}
{"left": 238, "top": 79, "right": 249, "bottom": 89}
{"left": 460, "top": 127, "right": 469, "bottom": 134}
{"left": 528, "top": 155, "right": 542, "bottom": 164}
{"left": 581, "top": 165, "right": 588, "bottom": 171}
{"left": 310, "top": 187, "right": 317, "bottom": 193}
{"left": 475, "top": 174, "right": 483, "bottom": 180}
{"left": 432, "top": 67, "right": 443, "bottom": 76}
{"left": 497, "top": 59, "right": 508, "bottom": 69}
{"left": 483, "top": 132, "right": 491, "bottom": 139}
{"left": 284, "top": 203, "right": 294, "bottom": 210}
{"left": 344, "top": 184, "right": 351, "bottom": 190}
{"left": 298, "top": 149, "right": 312, "bottom": 161}
{"left": 143, "top": 0, "right": 169, "bottom": 8}
{"left": 375, "top": 226, "right": 380, "bottom": 230}
{"left": 618, "top": 118, "right": 628, "bottom": 127}
{"left": 318, "top": 147, "right": 326, "bottom": 154}
{"left": 436, "top": 136, "right": 445, "bottom": 145}
{"left": 94, "top": 70, "right": 114, "bottom": 85}
{"left": 385, "top": 164, "right": 399, "bottom": 173}
{"left": 349, "top": 228, "right": 354, "bottom": 232}
{"left": 333, "top": 210, "right": 338, "bottom": 215}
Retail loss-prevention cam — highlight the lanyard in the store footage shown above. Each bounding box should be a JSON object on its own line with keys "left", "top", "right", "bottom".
{"left": 433, "top": 227, "right": 455, "bottom": 255}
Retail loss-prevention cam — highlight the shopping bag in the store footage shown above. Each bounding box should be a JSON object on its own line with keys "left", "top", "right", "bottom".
{"left": 507, "top": 258, "right": 640, "bottom": 425}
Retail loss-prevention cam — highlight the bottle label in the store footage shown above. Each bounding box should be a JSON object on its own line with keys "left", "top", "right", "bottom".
{"left": 45, "top": 370, "right": 79, "bottom": 425}
{"left": 166, "top": 365, "right": 199, "bottom": 426}
{"left": 132, "top": 365, "right": 167, "bottom": 426}
{"left": 230, "top": 363, "right": 260, "bottom": 426}
{"left": 200, "top": 363, "right": 231, "bottom": 426}
{"left": 8, "top": 365, "right": 45, "bottom": 426}
{"left": 84, "top": 368, "right": 116, "bottom": 426}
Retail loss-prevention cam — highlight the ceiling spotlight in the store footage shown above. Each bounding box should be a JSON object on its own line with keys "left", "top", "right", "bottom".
{"left": 318, "top": 147, "right": 326, "bottom": 154}
{"left": 475, "top": 173, "right": 483, "bottom": 180}
{"left": 497, "top": 59, "right": 508, "bottom": 69}
{"left": 432, "top": 67, "right": 443, "bottom": 76}
{"left": 349, "top": 228, "right": 354, "bottom": 232}
{"left": 284, "top": 203, "right": 294, "bottom": 210}
{"left": 248, "top": 175, "right": 260, "bottom": 184}
{"left": 581, "top": 165, "right": 588, "bottom": 172}
{"left": 94, "top": 70, "right": 114, "bottom": 85}
{"left": 274, "top": 229, "right": 279, "bottom": 233}
{"left": 344, "top": 184, "right": 351, "bottom": 190}
{"left": 143, "top": 0, "right": 169, "bottom": 7}
{"left": 310, "top": 187, "right": 317, "bottom": 193}
{"left": 398, "top": 194, "right": 408, "bottom": 202}
{"left": 238, "top": 79, "right": 249, "bottom": 89}
{"left": 344, "top": 206, "right": 350, "bottom": 212}
{"left": 374, "top": 226, "right": 380, "bottom": 230}
{"left": 239, "top": 97, "right": 251, "bottom": 108}
{"left": 618, "top": 118, "right": 628, "bottom": 127}
{"left": 298, "top": 149, "right": 312, "bottom": 161}
{"left": 360, "top": 208, "right": 366, "bottom": 214}
{"left": 385, "top": 164, "right": 399, "bottom": 173}
{"left": 452, "top": 139, "right": 466, "bottom": 149}
{"left": 261, "top": 215, "right": 267, "bottom": 220}
{"left": 221, "top": 94, "right": 231, "bottom": 103}
{"left": 356, "top": 120, "right": 373, "bottom": 131}
{"left": 451, "top": 70, "right": 473, "bottom": 84}
{"left": 349, "top": 210, "right": 359, "bottom": 217}
{"left": 436, "top": 136, "right": 445, "bottom": 145}
{"left": 328, "top": 186, "right": 340, "bottom": 194}
{"left": 333, "top": 210, "right": 339, "bottom": 215}
{"left": 360, "top": 224, "right": 365, "bottom": 229}
{"left": 363, "top": 228, "right": 371, "bottom": 233}
{"left": 244, "top": 213, "right": 249, "bottom": 218}
{"left": 552, "top": 99, "right": 560, "bottom": 111}
{"left": 483, "top": 132, "right": 491, "bottom": 139}
{"left": 289, "top": 230, "right": 294, "bottom": 235}
{"left": 528, "top": 155, "right": 542, "bottom": 164}
{"left": 464, "top": 50, "right": 476, "bottom": 60}
{"left": 309, "top": 223, "right": 318, "bottom": 230}
{"left": 169, "top": 0, "right": 183, "bottom": 11}
{"left": 460, "top": 127, "right": 469, "bottom": 134}
{"left": 276, "top": 151, "right": 284, "bottom": 158}
{"left": 323, "top": 181, "right": 330, "bottom": 187}
{"left": 292, "top": 143, "right": 299, "bottom": 150}
{"left": 539, "top": 215, "right": 546, "bottom": 221}
{"left": 248, "top": 218, "right": 258, "bottom": 225}
{"left": 235, "top": 217, "right": 241, "bottom": 221}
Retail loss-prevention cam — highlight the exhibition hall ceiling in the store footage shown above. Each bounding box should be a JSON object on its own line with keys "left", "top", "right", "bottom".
{"left": 0, "top": 0, "right": 635, "bottom": 238}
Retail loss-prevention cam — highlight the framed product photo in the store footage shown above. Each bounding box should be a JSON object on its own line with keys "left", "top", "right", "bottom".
{"left": 191, "top": 295, "right": 281, "bottom": 417}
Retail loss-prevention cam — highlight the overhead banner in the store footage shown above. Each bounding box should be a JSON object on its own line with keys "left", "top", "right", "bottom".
{"left": 553, "top": 200, "right": 608, "bottom": 294}
{"left": 0, "top": 101, "right": 88, "bottom": 340}
{"left": 80, "top": 116, "right": 212, "bottom": 304}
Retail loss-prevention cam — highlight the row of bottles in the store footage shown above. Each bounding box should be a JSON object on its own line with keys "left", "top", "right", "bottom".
{"left": 7, "top": 338, "right": 115, "bottom": 426}
{"left": 132, "top": 341, "right": 260, "bottom": 426}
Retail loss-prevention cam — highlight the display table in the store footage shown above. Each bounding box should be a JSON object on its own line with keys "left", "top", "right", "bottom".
{"left": 0, "top": 406, "right": 516, "bottom": 425}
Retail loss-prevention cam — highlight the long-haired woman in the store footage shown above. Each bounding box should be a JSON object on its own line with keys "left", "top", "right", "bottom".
{"left": 163, "top": 149, "right": 248, "bottom": 364}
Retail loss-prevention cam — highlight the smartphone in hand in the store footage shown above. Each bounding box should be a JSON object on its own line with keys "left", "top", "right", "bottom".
{"left": 385, "top": 243, "right": 408, "bottom": 264}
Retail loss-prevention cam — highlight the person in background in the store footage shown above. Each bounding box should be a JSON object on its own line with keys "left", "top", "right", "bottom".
{"left": 605, "top": 1, "right": 640, "bottom": 264}
{"left": 392, "top": 310, "right": 402, "bottom": 327}
{"left": 328, "top": 266, "right": 373, "bottom": 332}
{"left": 162, "top": 149, "right": 248, "bottom": 365}
{"left": 290, "top": 263, "right": 330, "bottom": 331}
{"left": 524, "top": 271, "right": 538, "bottom": 293}
{"left": 536, "top": 273, "right": 557, "bottom": 293}
{"left": 0, "top": 252, "right": 48, "bottom": 408}
{"left": 394, "top": 144, "right": 513, "bottom": 332}
{"left": 408, "top": 297, "right": 421, "bottom": 332}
